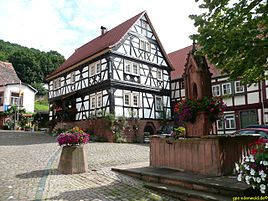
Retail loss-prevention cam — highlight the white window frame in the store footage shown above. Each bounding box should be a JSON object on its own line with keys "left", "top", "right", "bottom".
{"left": 90, "top": 64, "right": 95, "bottom": 77}
{"left": 155, "top": 96, "right": 163, "bottom": 111}
{"left": 124, "top": 93, "right": 131, "bottom": 106}
{"left": 235, "top": 81, "right": 244, "bottom": 93}
{"left": 96, "top": 62, "right": 101, "bottom": 74}
{"left": 217, "top": 114, "right": 236, "bottom": 130}
{"left": 225, "top": 115, "right": 236, "bottom": 129}
{"left": 124, "top": 61, "right": 140, "bottom": 76}
{"left": 156, "top": 69, "right": 162, "bottom": 80}
{"left": 53, "top": 78, "right": 61, "bottom": 89}
{"left": 132, "top": 63, "right": 139, "bottom": 75}
{"left": 222, "top": 83, "right": 231, "bottom": 95}
{"left": 10, "top": 93, "right": 22, "bottom": 106}
{"left": 97, "top": 94, "right": 102, "bottom": 108}
{"left": 141, "top": 20, "right": 148, "bottom": 35}
{"left": 140, "top": 39, "right": 151, "bottom": 52}
{"left": 90, "top": 96, "right": 96, "bottom": 109}
{"left": 124, "top": 93, "right": 140, "bottom": 107}
{"left": 132, "top": 93, "right": 139, "bottom": 107}
{"left": 70, "top": 72, "right": 76, "bottom": 84}
{"left": 125, "top": 61, "right": 131, "bottom": 73}
{"left": 58, "top": 78, "right": 61, "bottom": 88}
{"left": 212, "top": 85, "right": 220, "bottom": 96}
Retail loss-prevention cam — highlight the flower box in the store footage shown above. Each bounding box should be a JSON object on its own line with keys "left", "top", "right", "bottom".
{"left": 57, "top": 127, "right": 90, "bottom": 174}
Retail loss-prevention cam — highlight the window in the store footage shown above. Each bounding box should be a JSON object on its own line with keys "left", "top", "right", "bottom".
{"left": 53, "top": 80, "right": 57, "bottom": 89}
{"left": 140, "top": 39, "right": 151, "bottom": 52}
{"left": 90, "top": 96, "right": 96, "bottom": 109}
{"left": 132, "top": 63, "right": 139, "bottom": 75}
{"left": 11, "top": 92, "right": 22, "bottom": 106}
{"left": 90, "top": 65, "right": 95, "bottom": 76}
{"left": 235, "top": 81, "right": 244, "bottom": 93}
{"left": 124, "top": 61, "right": 140, "bottom": 75}
{"left": 124, "top": 93, "right": 139, "bottom": 107}
{"left": 132, "top": 94, "right": 139, "bottom": 107}
{"left": 125, "top": 62, "right": 131, "bottom": 73}
{"left": 222, "top": 83, "right": 231, "bottom": 95}
{"left": 97, "top": 94, "right": 102, "bottom": 108}
{"left": 96, "top": 63, "right": 101, "bottom": 74}
{"left": 225, "top": 115, "right": 235, "bottom": 129}
{"left": 70, "top": 72, "right": 76, "bottom": 84}
{"left": 58, "top": 78, "right": 61, "bottom": 88}
{"left": 212, "top": 85, "right": 220, "bottom": 96}
{"left": 156, "top": 69, "right": 162, "bottom": 80}
{"left": 124, "top": 94, "right": 130, "bottom": 106}
{"left": 0, "top": 93, "right": 3, "bottom": 106}
{"left": 217, "top": 115, "right": 236, "bottom": 130}
{"left": 155, "top": 96, "right": 163, "bottom": 111}
{"left": 53, "top": 78, "right": 61, "bottom": 89}
{"left": 89, "top": 61, "right": 101, "bottom": 76}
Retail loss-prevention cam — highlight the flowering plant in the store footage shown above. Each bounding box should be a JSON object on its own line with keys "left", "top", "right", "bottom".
{"left": 173, "top": 127, "right": 186, "bottom": 139}
{"left": 174, "top": 97, "right": 226, "bottom": 123}
{"left": 57, "top": 127, "right": 90, "bottom": 146}
{"left": 236, "top": 138, "right": 268, "bottom": 194}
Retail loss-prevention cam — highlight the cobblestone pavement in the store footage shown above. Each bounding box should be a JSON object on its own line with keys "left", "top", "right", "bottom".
{"left": 0, "top": 131, "right": 178, "bottom": 201}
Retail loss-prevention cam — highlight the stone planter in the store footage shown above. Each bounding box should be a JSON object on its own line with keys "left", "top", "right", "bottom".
{"left": 58, "top": 145, "right": 88, "bottom": 174}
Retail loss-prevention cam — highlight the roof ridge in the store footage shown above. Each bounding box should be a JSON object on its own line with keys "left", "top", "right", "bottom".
{"left": 76, "top": 11, "right": 146, "bottom": 52}
{"left": 47, "top": 11, "right": 145, "bottom": 79}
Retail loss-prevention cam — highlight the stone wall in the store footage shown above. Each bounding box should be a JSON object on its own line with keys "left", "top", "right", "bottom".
{"left": 150, "top": 135, "right": 258, "bottom": 176}
{"left": 53, "top": 119, "right": 164, "bottom": 143}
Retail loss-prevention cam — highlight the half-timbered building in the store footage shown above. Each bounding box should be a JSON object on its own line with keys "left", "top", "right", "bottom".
{"left": 169, "top": 45, "right": 268, "bottom": 134}
{"left": 46, "top": 11, "right": 173, "bottom": 141}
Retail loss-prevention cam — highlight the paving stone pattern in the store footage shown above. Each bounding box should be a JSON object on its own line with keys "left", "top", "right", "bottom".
{"left": 0, "top": 131, "right": 178, "bottom": 201}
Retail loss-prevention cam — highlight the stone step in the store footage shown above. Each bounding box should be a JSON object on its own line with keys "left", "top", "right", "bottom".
{"left": 112, "top": 167, "right": 251, "bottom": 197}
{"left": 144, "top": 182, "right": 231, "bottom": 201}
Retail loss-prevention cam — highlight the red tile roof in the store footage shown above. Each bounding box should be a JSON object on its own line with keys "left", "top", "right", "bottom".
{"left": 169, "top": 45, "right": 222, "bottom": 80}
{"left": 47, "top": 11, "right": 146, "bottom": 79}
{"left": 0, "top": 61, "right": 21, "bottom": 85}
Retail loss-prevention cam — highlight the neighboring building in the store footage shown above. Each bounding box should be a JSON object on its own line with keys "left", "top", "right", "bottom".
{"left": 0, "top": 61, "right": 37, "bottom": 128}
{"left": 169, "top": 45, "right": 268, "bottom": 134}
{"left": 46, "top": 11, "right": 173, "bottom": 141}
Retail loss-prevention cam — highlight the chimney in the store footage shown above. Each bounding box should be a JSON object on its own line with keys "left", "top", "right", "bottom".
{"left": 101, "top": 26, "right": 107, "bottom": 35}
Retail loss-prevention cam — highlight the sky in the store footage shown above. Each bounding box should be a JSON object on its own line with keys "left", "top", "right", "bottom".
{"left": 0, "top": 0, "right": 202, "bottom": 59}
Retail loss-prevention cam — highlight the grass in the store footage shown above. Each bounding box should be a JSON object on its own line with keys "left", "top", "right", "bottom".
{"left": 35, "top": 100, "right": 49, "bottom": 111}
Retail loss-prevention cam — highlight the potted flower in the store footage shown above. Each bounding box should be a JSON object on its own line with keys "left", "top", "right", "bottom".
{"left": 174, "top": 97, "right": 226, "bottom": 123}
{"left": 166, "top": 127, "right": 186, "bottom": 144}
{"left": 57, "top": 127, "right": 90, "bottom": 174}
{"left": 235, "top": 138, "right": 268, "bottom": 194}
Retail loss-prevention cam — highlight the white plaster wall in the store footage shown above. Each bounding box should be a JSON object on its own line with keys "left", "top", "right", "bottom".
{"left": 223, "top": 98, "right": 232, "bottom": 106}
{"left": 4, "top": 84, "right": 36, "bottom": 112}
{"left": 234, "top": 96, "right": 245, "bottom": 106}
{"left": 247, "top": 84, "right": 258, "bottom": 91}
{"left": 248, "top": 92, "right": 259, "bottom": 104}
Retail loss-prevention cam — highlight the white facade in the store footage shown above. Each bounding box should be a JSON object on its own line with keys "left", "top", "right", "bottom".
{"left": 0, "top": 83, "right": 37, "bottom": 113}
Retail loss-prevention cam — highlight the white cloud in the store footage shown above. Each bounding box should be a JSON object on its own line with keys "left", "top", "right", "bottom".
{"left": 0, "top": 0, "right": 202, "bottom": 58}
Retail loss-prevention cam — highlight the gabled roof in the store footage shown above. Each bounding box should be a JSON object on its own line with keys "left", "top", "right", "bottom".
{"left": 47, "top": 11, "right": 145, "bottom": 80}
{"left": 47, "top": 11, "right": 174, "bottom": 80}
{"left": 0, "top": 61, "right": 21, "bottom": 85}
{"left": 168, "top": 45, "right": 221, "bottom": 80}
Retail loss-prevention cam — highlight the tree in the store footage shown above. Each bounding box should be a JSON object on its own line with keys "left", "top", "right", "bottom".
{"left": 0, "top": 39, "right": 65, "bottom": 84}
{"left": 190, "top": 0, "right": 268, "bottom": 84}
